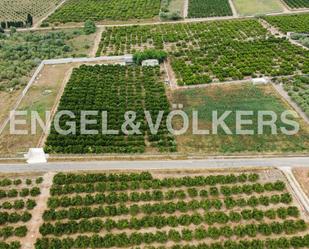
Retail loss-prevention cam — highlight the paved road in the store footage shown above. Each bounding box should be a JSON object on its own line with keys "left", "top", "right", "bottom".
{"left": 0, "top": 157, "right": 308, "bottom": 173}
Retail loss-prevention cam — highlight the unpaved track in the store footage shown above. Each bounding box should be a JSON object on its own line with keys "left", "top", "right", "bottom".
{"left": 183, "top": 0, "right": 189, "bottom": 18}
{"left": 90, "top": 27, "right": 104, "bottom": 57}
{"left": 14, "top": 9, "right": 309, "bottom": 33}
{"left": 22, "top": 172, "right": 55, "bottom": 249}
{"left": 229, "top": 0, "right": 238, "bottom": 17}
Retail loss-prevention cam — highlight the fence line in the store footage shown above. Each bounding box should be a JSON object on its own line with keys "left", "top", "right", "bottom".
{"left": 0, "top": 55, "right": 132, "bottom": 136}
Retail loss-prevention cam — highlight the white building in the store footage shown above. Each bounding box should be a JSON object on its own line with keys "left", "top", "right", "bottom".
{"left": 142, "top": 59, "right": 159, "bottom": 67}
{"left": 252, "top": 77, "right": 269, "bottom": 85}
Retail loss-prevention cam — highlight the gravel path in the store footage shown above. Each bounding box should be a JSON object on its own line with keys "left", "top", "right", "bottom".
{"left": 22, "top": 172, "right": 55, "bottom": 249}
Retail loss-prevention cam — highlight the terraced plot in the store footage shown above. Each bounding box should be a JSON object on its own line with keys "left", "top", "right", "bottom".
{"left": 283, "top": 0, "right": 309, "bottom": 8}
{"left": 188, "top": 0, "right": 233, "bottom": 18}
{"left": 264, "top": 13, "right": 309, "bottom": 33}
{"left": 0, "top": 174, "right": 44, "bottom": 249}
{"left": 46, "top": 0, "right": 161, "bottom": 23}
{"left": 45, "top": 65, "right": 176, "bottom": 154}
{"left": 0, "top": 0, "right": 61, "bottom": 23}
{"left": 35, "top": 170, "right": 309, "bottom": 249}
{"left": 97, "top": 19, "right": 309, "bottom": 85}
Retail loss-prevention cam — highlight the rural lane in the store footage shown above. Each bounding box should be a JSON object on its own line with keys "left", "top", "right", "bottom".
{"left": 0, "top": 157, "right": 308, "bottom": 173}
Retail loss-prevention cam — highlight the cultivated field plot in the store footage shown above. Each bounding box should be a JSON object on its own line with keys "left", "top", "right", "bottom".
{"left": 0, "top": 0, "right": 61, "bottom": 23}
{"left": 97, "top": 19, "right": 309, "bottom": 85}
{"left": 188, "top": 0, "right": 233, "bottom": 18}
{"left": 0, "top": 174, "right": 44, "bottom": 249}
{"left": 45, "top": 65, "right": 176, "bottom": 154}
{"left": 35, "top": 169, "right": 309, "bottom": 249}
{"left": 0, "top": 29, "right": 95, "bottom": 90}
{"left": 171, "top": 83, "right": 309, "bottom": 154}
{"left": 274, "top": 76, "right": 309, "bottom": 117}
{"left": 282, "top": 0, "right": 309, "bottom": 8}
{"left": 233, "top": 0, "right": 284, "bottom": 16}
{"left": 264, "top": 13, "right": 309, "bottom": 33}
{"left": 46, "top": 0, "right": 160, "bottom": 23}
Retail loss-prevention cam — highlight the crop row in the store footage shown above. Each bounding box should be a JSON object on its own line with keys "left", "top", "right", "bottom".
{"left": 0, "top": 199, "right": 36, "bottom": 210}
{"left": 264, "top": 13, "right": 309, "bottom": 33}
{"left": 42, "top": 193, "right": 293, "bottom": 221}
{"left": 0, "top": 177, "right": 43, "bottom": 187}
{"left": 0, "top": 241, "right": 20, "bottom": 249}
{"left": 188, "top": 0, "right": 232, "bottom": 18}
{"left": 278, "top": 76, "right": 309, "bottom": 117}
{"left": 283, "top": 0, "right": 309, "bottom": 8}
{"left": 47, "top": 181, "right": 286, "bottom": 208}
{"left": 0, "top": 187, "right": 41, "bottom": 199}
{"left": 47, "top": 0, "right": 161, "bottom": 23}
{"left": 53, "top": 172, "right": 153, "bottom": 185}
{"left": 0, "top": 225, "right": 27, "bottom": 239}
{"left": 51, "top": 172, "right": 260, "bottom": 194}
{"left": 35, "top": 219, "right": 306, "bottom": 249}
{"left": 125, "top": 235, "right": 309, "bottom": 249}
{"left": 39, "top": 206, "right": 300, "bottom": 236}
{"left": 0, "top": 211, "right": 32, "bottom": 225}
{"left": 45, "top": 65, "right": 175, "bottom": 154}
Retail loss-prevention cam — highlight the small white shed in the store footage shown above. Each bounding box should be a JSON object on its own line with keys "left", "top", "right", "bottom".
{"left": 252, "top": 77, "right": 269, "bottom": 85}
{"left": 124, "top": 55, "right": 133, "bottom": 65}
{"left": 142, "top": 59, "right": 159, "bottom": 67}
{"left": 25, "top": 148, "right": 48, "bottom": 164}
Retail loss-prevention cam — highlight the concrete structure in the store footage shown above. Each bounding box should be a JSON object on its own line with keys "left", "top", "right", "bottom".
{"left": 124, "top": 54, "right": 134, "bottom": 65}
{"left": 25, "top": 148, "right": 48, "bottom": 164}
{"left": 142, "top": 59, "right": 159, "bottom": 67}
{"left": 252, "top": 77, "right": 269, "bottom": 85}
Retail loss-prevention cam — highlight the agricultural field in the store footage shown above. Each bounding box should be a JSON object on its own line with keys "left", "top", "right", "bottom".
{"left": 274, "top": 76, "right": 309, "bottom": 117}
{"left": 0, "top": 29, "right": 96, "bottom": 91}
{"left": 35, "top": 170, "right": 309, "bottom": 249}
{"left": 171, "top": 83, "right": 309, "bottom": 154}
{"left": 264, "top": 13, "right": 309, "bottom": 33}
{"left": 188, "top": 0, "right": 233, "bottom": 18}
{"left": 282, "top": 0, "right": 309, "bottom": 8}
{"left": 97, "top": 19, "right": 309, "bottom": 85}
{"left": 233, "top": 0, "right": 284, "bottom": 16}
{"left": 45, "top": 65, "right": 176, "bottom": 154}
{"left": 0, "top": 174, "right": 44, "bottom": 249}
{"left": 46, "top": 0, "right": 161, "bottom": 24}
{"left": 0, "top": 0, "right": 61, "bottom": 24}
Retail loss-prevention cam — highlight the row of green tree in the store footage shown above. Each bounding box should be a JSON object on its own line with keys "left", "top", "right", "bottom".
{"left": 42, "top": 193, "right": 293, "bottom": 222}
{"left": 39, "top": 206, "right": 300, "bottom": 236}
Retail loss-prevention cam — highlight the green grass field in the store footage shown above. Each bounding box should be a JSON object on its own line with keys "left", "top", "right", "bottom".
{"left": 171, "top": 83, "right": 309, "bottom": 154}
{"left": 233, "top": 0, "right": 284, "bottom": 16}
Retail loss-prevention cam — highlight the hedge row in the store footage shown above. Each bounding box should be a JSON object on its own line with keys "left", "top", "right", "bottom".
{"left": 35, "top": 220, "right": 307, "bottom": 248}
{"left": 39, "top": 206, "right": 300, "bottom": 236}
{"left": 42, "top": 193, "right": 293, "bottom": 221}
{"left": 47, "top": 181, "right": 286, "bottom": 208}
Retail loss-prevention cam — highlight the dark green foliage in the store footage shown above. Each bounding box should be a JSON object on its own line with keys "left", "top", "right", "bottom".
{"left": 133, "top": 49, "right": 168, "bottom": 65}
{"left": 188, "top": 0, "right": 233, "bottom": 18}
